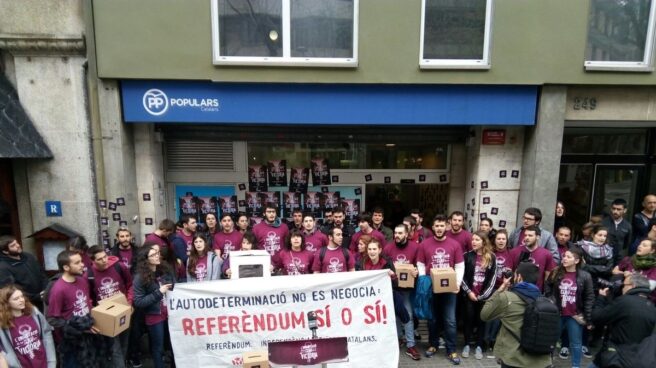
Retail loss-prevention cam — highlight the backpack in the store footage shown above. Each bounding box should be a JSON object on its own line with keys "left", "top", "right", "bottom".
{"left": 505, "top": 291, "right": 560, "bottom": 355}
{"left": 319, "top": 246, "right": 350, "bottom": 268}
{"left": 411, "top": 275, "right": 433, "bottom": 320}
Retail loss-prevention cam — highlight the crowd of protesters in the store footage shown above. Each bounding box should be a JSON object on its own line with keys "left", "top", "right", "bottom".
{"left": 0, "top": 196, "right": 654, "bottom": 368}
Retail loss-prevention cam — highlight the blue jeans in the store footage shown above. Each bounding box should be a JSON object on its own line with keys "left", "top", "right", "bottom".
{"left": 561, "top": 316, "right": 583, "bottom": 368}
{"left": 147, "top": 321, "right": 166, "bottom": 368}
{"left": 428, "top": 292, "right": 457, "bottom": 354}
{"left": 396, "top": 290, "right": 416, "bottom": 348}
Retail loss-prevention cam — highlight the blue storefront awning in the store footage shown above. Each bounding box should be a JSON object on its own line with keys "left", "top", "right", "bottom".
{"left": 121, "top": 81, "right": 537, "bottom": 126}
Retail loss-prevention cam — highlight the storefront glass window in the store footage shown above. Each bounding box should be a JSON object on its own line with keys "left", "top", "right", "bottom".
{"left": 562, "top": 128, "right": 647, "bottom": 155}
{"left": 248, "top": 142, "right": 448, "bottom": 170}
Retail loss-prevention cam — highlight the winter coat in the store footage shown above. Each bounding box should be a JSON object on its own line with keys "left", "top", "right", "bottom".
{"left": 461, "top": 251, "right": 497, "bottom": 301}
{"left": 0, "top": 252, "right": 48, "bottom": 304}
{"left": 544, "top": 268, "right": 595, "bottom": 322}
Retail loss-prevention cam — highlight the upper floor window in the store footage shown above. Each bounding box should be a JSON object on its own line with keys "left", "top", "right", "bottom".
{"left": 585, "top": 0, "right": 656, "bottom": 71}
{"left": 420, "top": 0, "right": 494, "bottom": 69}
{"left": 211, "top": 0, "right": 358, "bottom": 67}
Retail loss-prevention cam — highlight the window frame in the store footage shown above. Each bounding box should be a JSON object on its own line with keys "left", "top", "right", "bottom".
{"left": 419, "top": 0, "right": 494, "bottom": 70}
{"left": 211, "top": 0, "right": 359, "bottom": 67}
{"left": 584, "top": 0, "right": 656, "bottom": 72}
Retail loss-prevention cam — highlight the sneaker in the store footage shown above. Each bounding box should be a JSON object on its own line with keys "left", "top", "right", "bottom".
{"left": 582, "top": 346, "right": 592, "bottom": 358}
{"left": 128, "top": 359, "right": 143, "bottom": 368}
{"left": 405, "top": 347, "right": 421, "bottom": 361}
{"left": 559, "top": 347, "right": 570, "bottom": 359}
{"left": 462, "top": 345, "right": 470, "bottom": 358}
{"left": 447, "top": 352, "right": 461, "bottom": 365}
{"left": 424, "top": 346, "right": 437, "bottom": 358}
{"left": 486, "top": 348, "right": 495, "bottom": 359}
{"left": 475, "top": 346, "right": 483, "bottom": 360}
{"left": 438, "top": 337, "right": 446, "bottom": 349}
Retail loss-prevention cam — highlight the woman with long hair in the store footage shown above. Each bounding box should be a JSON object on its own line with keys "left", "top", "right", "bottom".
{"left": 482, "top": 229, "right": 510, "bottom": 357}
{"left": 236, "top": 213, "right": 250, "bottom": 234}
{"left": 555, "top": 201, "right": 567, "bottom": 233}
{"left": 460, "top": 231, "right": 497, "bottom": 360}
{"left": 199, "top": 213, "right": 219, "bottom": 249}
{"left": 613, "top": 239, "right": 656, "bottom": 302}
{"left": 0, "top": 285, "right": 56, "bottom": 368}
{"left": 186, "top": 234, "right": 222, "bottom": 282}
{"left": 133, "top": 244, "right": 175, "bottom": 368}
{"left": 272, "top": 229, "right": 314, "bottom": 275}
{"left": 545, "top": 247, "right": 594, "bottom": 368}
{"left": 578, "top": 225, "right": 614, "bottom": 289}
{"left": 354, "top": 234, "right": 373, "bottom": 270}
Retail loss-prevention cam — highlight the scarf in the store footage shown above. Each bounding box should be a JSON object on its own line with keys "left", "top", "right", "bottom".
{"left": 632, "top": 253, "right": 656, "bottom": 270}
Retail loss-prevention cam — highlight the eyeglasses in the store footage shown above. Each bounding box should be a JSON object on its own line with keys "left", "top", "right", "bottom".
{"left": 523, "top": 216, "right": 536, "bottom": 221}
{"left": 148, "top": 251, "right": 161, "bottom": 258}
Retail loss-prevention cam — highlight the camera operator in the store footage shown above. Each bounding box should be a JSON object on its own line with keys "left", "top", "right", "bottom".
{"left": 588, "top": 272, "right": 656, "bottom": 368}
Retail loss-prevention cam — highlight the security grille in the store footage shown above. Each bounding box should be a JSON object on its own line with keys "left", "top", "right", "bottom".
{"left": 165, "top": 140, "right": 234, "bottom": 171}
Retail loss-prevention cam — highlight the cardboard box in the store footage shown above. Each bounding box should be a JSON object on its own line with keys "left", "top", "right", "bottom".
{"left": 242, "top": 350, "right": 269, "bottom": 368}
{"left": 98, "top": 292, "right": 129, "bottom": 307}
{"left": 230, "top": 250, "right": 271, "bottom": 279}
{"left": 431, "top": 268, "right": 458, "bottom": 293}
{"left": 394, "top": 263, "right": 416, "bottom": 288}
{"left": 91, "top": 301, "right": 132, "bottom": 337}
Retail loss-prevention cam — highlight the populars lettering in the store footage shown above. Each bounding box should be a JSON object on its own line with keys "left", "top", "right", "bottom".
{"left": 170, "top": 98, "right": 219, "bottom": 109}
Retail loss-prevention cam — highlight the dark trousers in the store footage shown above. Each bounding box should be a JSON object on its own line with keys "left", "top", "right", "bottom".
{"left": 463, "top": 298, "right": 486, "bottom": 349}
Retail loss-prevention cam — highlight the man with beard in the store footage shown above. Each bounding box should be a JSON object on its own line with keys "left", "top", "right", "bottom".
{"left": 110, "top": 227, "right": 137, "bottom": 270}
{"left": 372, "top": 207, "right": 393, "bottom": 242}
{"left": 508, "top": 225, "right": 557, "bottom": 291}
{"left": 213, "top": 213, "right": 243, "bottom": 259}
{"left": 601, "top": 198, "right": 632, "bottom": 265}
{"left": 0, "top": 235, "right": 48, "bottom": 308}
{"left": 312, "top": 228, "right": 355, "bottom": 273}
{"left": 509, "top": 207, "right": 560, "bottom": 263}
{"left": 321, "top": 207, "right": 354, "bottom": 249}
{"left": 302, "top": 214, "right": 328, "bottom": 253}
{"left": 253, "top": 204, "right": 289, "bottom": 257}
{"left": 410, "top": 209, "right": 432, "bottom": 243}
{"left": 633, "top": 194, "right": 656, "bottom": 242}
{"left": 383, "top": 224, "right": 420, "bottom": 360}
{"left": 172, "top": 214, "right": 198, "bottom": 264}
{"left": 287, "top": 209, "right": 303, "bottom": 231}
{"left": 47, "top": 250, "right": 100, "bottom": 366}
{"left": 447, "top": 211, "right": 472, "bottom": 253}
{"left": 555, "top": 226, "right": 574, "bottom": 262}
{"left": 417, "top": 215, "right": 464, "bottom": 364}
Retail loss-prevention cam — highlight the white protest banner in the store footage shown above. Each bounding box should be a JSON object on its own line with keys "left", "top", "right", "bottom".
{"left": 167, "top": 270, "right": 398, "bottom": 367}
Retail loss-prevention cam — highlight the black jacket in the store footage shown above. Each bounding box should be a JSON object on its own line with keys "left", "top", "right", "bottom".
{"left": 320, "top": 223, "right": 355, "bottom": 249}
{"left": 0, "top": 252, "right": 48, "bottom": 303}
{"left": 461, "top": 251, "right": 497, "bottom": 301}
{"left": 109, "top": 244, "right": 138, "bottom": 272}
{"left": 133, "top": 270, "right": 175, "bottom": 316}
{"left": 545, "top": 268, "right": 595, "bottom": 323}
{"left": 590, "top": 287, "right": 656, "bottom": 346}
{"left": 601, "top": 217, "right": 632, "bottom": 266}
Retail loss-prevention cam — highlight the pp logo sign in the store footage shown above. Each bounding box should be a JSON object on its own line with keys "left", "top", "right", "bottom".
{"left": 142, "top": 89, "right": 168, "bottom": 116}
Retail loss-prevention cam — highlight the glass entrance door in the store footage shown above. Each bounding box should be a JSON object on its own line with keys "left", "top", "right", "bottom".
{"left": 590, "top": 165, "right": 643, "bottom": 221}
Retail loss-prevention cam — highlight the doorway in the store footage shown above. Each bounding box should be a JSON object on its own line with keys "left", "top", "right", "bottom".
{"left": 365, "top": 184, "right": 449, "bottom": 228}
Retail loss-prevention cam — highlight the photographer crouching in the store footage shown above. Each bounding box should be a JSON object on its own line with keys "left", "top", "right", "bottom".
{"left": 588, "top": 272, "right": 656, "bottom": 368}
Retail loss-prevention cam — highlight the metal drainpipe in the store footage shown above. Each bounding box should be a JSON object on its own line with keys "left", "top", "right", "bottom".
{"left": 83, "top": 0, "right": 106, "bottom": 244}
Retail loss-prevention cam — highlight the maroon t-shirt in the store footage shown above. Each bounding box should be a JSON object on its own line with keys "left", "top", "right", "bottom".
{"left": 303, "top": 229, "right": 329, "bottom": 253}
{"left": 494, "top": 248, "right": 512, "bottom": 288}
{"left": 192, "top": 255, "right": 208, "bottom": 281}
{"left": 176, "top": 230, "right": 194, "bottom": 254}
{"left": 559, "top": 271, "right": 578, "bottom": 316}
{"left": 253, "top": 222, "right": 289, "bottom": 257}
{"left": 417, "top": 236, "right": 464, "bottom": 272}
{"left": 349, "top": 230, "right": 386, "bottom": 253}
{"left": 273, "top": 249, "right": 315, "bottom": 275}
{"left": 90, "top": 262, "right": 130, "bottom": 302}
{"left": 383, "top": 240, "right": 419, "bottom": 265}
{"left": 312, "top": 247, "right": 355, "bottom": 273}
{"left": 446, "top": 229, "right": 473, "bottom": 253}
{"left": 213, "top": 230, "right": 243, "bottom": 259}
{"left": 617, "top": 256, "right": 656, "bottom": 281}
{"left": 9, "top": 314, "right": 47, "bottom": 368}
{"left": 364, "top": 258, "right": 387, "bottom": 271}
{"left": 47, "top": 277, "right": 91, "bottom": 320}
{"left": 557, "top": 243, "right": 568, "bottom": 262}
{"left": 144, "top": 233, "right": 170, "bottom": 250}
{"left": 117, "top": 248, "right": 133, "bottom": 269}
{"left": 471, "top": 254, "right": 486, "bottom": 295}
{"left": 508, "top": 245, "right": 557, "bottom": 291}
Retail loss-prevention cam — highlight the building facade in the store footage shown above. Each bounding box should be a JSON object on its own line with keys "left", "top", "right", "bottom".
{"left": 2, "top": 0, "right": 656, "bottom": 262}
